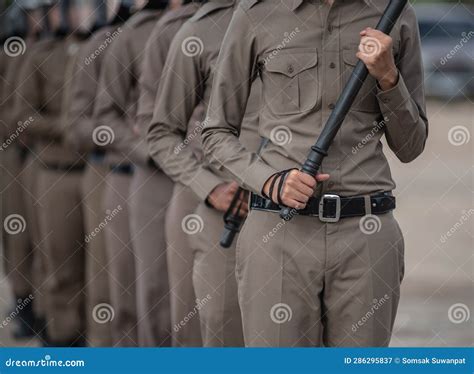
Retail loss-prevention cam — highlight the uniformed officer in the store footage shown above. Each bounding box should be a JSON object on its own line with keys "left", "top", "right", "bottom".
{"left": 202, "top": 0, "right": 428, "bottom": 347}
{"left": 0, "top": 0, "right": 43, "bottom": 339}
{"left": 13, "top": 0, "right": 91, "bottom": 346}
{"left": 62, "top": 0, "right": 123, "bottom": 348}
{"left": 93, "top": 0, "right": 169, "bottom": 347}
{"left": 138, "top": 0, "right": 204, "bottom": 347}
{"left": 147, "top": 0, "right": 262, "bottom": 347}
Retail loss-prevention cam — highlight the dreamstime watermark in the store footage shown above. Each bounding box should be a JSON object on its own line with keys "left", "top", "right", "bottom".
{"left": 0, "top": 294, "right": 34, "bottom": 329}
{"left": 359, "top": 36, "right": 382, "bottom": 57}
{"left": 181, "top": 36, "right": 204, "bottom": 57}
{"left": 352, "top": 295, "right": 390, "bottom": 332}
{"left": 5, "top": 355, "right": 85, "bottom": 368}
{"left": 84, "top": 205, "right": 122, "bottom": 243}
{"left": 0, "top": 117, "right": 34, "bottom": 152}
{"left": 352, "top": 117, "right": 388, "bottom": 154}
{"left": 181, "top": 214, "right": 204, "bottom": 235}
{"left": 270, "top": 303, "right": 293, "bottom": 324}
{"left": 174, "top": 117, "right": 209, "bottom": 154}
{"left": 440, "top": 209, "right": 473, "bottom": 243}
{"left": 92, "top": 125, "right": 115, "bottom": 146}
{"left": 359, "top": 215, "right": 382, "bottom": 235}
{"left": 92, "top": 303, "right": 115, "bottom": 324}
{"left": 173, "top": 295, "right": 212, "bottom": 332}
{"left": 85, "top": 28, "right": 122, "bottom": 65}
{"left": 448, "top": 303, "right": 470, "bottom": 324}
{"left": 448, "top": 125, "right": 470, "bottom": 146}
{"left": 440, "top": 31, "right": 474, "bottom": 66}
{"left": 270, "top": 125, "right": 293, "bottom": 146}
{"left": 263, "top": 27, "right": 301, "bottom": 65}
{"left": 3, "top": 214, "right": 27, "bottom": 235}
{"left": 4, "top": 36, "right": 26, "bottom": 57}
{"left": 262, "top": 209, "right": 297, "bottom": 243}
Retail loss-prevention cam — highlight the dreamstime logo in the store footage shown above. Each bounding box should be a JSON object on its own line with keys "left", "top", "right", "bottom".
{"left": 270, "top": 303, "right": 293, "bottom": 324}
{"left": 352, "top": 295, "right": 390, "bottom": 332}
{"left": 270, "top": 126, "right": 292, "bottom": 146}
{"left": 92, "top": 303, "right": 115, "bottom": 324}
{"left": 359, "top": 215, "right": 381, "bottom": 235}
{"left": 85, "top": 27, "right": 122, "bottom": 65}
{"left": 3, "top": 214, "right": 26, "bottom": 235}
{"left": 359, "top": 36, "right": 382, "bottom": 57}
{"left": 0, "top": 117, "right": 34, "bottom": 152}
{"left": 440, "top": 31, "right": 474, "bottom": 66}
{"left": 4, "top": 36, "right": 26, "bottom": 57}
{"left": 448, "top": 125, "right": 470, "bottom": 146}
{"left": 181, "top": 214, "right": 204, "bottom": 235}
{"left": 448, "top": 303, "right": 470, "bottom": 324}
{"left": 440, "top": 209, "right": 474, "bottom": 243}
{"left": 92, "top": 125, "right": 115, "bottom": 146}
{"left": 181, "top": 36, "right": 204, "bottom": 57}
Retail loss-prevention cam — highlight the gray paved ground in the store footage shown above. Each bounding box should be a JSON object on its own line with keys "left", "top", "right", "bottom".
{"left": 0, "top": 99, "right": 472, "bottom": 347}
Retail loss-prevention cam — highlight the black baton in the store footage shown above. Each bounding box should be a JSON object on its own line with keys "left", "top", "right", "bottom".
{"left": 280, "top": 0, "right": 408, "bottom": 221}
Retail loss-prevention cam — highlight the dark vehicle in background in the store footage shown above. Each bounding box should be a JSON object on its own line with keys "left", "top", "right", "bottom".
{"left": 415, "top": 3, "right": 474, "bottom": 99}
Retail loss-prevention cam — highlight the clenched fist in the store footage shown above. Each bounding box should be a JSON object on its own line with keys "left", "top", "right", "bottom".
{"left": 357, "top": 27, "right": 399, "bottom": 91}
{"left": 207, "top": 181, "right": 248, "bottom": 216}
{"left": 263, "top": 170, "right": 330, "bottom": 210}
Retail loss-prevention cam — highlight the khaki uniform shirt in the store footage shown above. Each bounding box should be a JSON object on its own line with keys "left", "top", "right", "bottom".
{"left": 202, "top": 0, "right": 429, "bottom": 197}
{"left": 0, "top": 50, "right": 9, "bottom": 139}
{"left": 136, "top": 2, "right": 202, "bottom": 166}
{"left": 93, "top": 10, "right": 163, "bottom": 167}
{"left": 13, "top": 36, "right": 84, "bottom": 166}
{"left": 147, "top": 0, "right": 262, "bottom": 201}
{"left": 65, "top": 26, "right": 120, "bottom": 153}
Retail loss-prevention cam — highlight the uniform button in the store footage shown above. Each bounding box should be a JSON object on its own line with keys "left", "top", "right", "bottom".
{"left": 329, "top": 62, "right": 336, "bottom": 69}
{"left": 328, "top": 25, "right": 333, "bottom": 33}
{"left": 328, "top": 103, "right": 335, "bottom": 110}
{"left": 287, "top": 65, "right": 294, "bottom": 74}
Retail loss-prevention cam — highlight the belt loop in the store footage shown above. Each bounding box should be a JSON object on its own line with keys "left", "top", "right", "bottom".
{"left": 364, "top": 195, "right": 372, "bottom": 215}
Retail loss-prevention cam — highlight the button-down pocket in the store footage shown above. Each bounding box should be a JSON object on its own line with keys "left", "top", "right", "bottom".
{"left": 342, "top": 48, "right": 380, "bottom": 113}
{"left": 262, "top": 50, "right": 319, "bottom": 115}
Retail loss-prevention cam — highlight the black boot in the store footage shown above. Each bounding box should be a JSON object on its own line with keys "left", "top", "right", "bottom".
{"left": 11, "top": 297, "right": 36, "bottom": 339}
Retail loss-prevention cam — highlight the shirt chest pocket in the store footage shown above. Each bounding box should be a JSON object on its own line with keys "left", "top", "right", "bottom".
{"left": 342, "top": 48, "right": 380, "bottom": 113}
{"left": 262, "top": 50, "right": 319, "bottom": 115}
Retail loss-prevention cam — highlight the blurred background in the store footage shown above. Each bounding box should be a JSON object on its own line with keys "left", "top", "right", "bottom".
{"left": 0, "top": 0, "right": 473, "bottom": 347}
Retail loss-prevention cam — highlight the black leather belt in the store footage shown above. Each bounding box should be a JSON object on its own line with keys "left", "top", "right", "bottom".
{"left": 44, "top": 163, "right": 85, "bottom": 172}
{"left": 250, "top": 192, "right": 395, "bottom": 223}
{"left": 110, "top": 164, "right": 134, "bottom": 175}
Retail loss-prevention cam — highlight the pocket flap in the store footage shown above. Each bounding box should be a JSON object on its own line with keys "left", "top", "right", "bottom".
{"left": 265, "top": 52, "right": 318, "bottom": 78}
{"left": 343, "top": 49, "right": 359, "bottom": 66}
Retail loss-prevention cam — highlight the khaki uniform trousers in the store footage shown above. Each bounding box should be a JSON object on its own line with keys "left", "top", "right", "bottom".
{"left": 129, "top": 165, "right": 174, "bottom": 347}
{"left": 165, "top": 183, "right": 202, "bottom": 347}
{"left": 102, "top": 171, "right": 137, "bottom": 347}
{"left": 20, "top": 153, "right": 47, "bottom": 318}
{"left": 236, "top": 210, "right": 404, "bottom": 347}
{"left": 36, "top": 167, "right": 86, "bottom": 343}
{"left": 1, "top": 146, "right": 32, "bottom": 298}
{"left": 191, "top": 202, "right": 244, "bottom": 347}
{"left": 80, "top": 162, "right": 112, "bottom": 346}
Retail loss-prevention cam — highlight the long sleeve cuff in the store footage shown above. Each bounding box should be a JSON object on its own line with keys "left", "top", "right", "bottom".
{"left": 188, "top": 167, "right": 225, "bottom": 201}
{"left": 376, "top": 72, "right": 411, "bottom": 113}
{"left": 241, "top": 159, "right": 279, "bottom": 196}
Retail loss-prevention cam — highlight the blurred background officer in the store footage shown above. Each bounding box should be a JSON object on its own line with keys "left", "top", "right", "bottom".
{"left": 0, "top": 0, "right": 42, "bottom": 339}
{"left": 12, "top": 0, "right": 93, "bottom": 347}
{"left": 93, "top": 0, "right": 167, "bottom": 347}
{"left": 147, "top": 0, "right": 262, "bottom": 346}
{"left": 64, "top": 0, "right": 132, "bottom": 348}
{"left": 139, "top": 0, "right": 204, "bottom": 347}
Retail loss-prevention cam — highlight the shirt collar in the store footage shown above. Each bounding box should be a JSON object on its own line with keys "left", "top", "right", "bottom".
{"left": 291, "top": 0, "right": 373, "bottom": 12}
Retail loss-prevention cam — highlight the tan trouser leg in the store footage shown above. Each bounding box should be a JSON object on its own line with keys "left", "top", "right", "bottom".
{"left": 103, "top": 172, "right": 137, "bottom": 347}
{"left": 236, "top": 210, "right": 404, "bottom": 347}
{"left": 165, "top": 184, "right": 202, "bottom": 347}
{"left": 81, "top": 163, "right": 112, "bottom": 347}
{"left": 20, "top": 154, "right": 47, "bottom": 318}
{"left": 129, "top": 166, "right": 173, "bottom": 347}
{"left": 191, "top": 202, "right": 244, "bottom": 347}
{"left": 1, "top": 147, "right": 32, "bottom": 297}
{"left": 36, "top": 168, "right": 85, "bottom": 343}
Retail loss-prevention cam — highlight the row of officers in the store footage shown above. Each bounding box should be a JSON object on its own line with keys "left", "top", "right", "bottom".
{"left": 0, "top": 0, "right": 428, "bottom": 347}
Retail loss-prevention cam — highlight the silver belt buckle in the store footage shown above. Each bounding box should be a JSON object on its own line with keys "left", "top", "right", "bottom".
{"left": 318, "top": 194, "right": 341, "bottom": 223}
